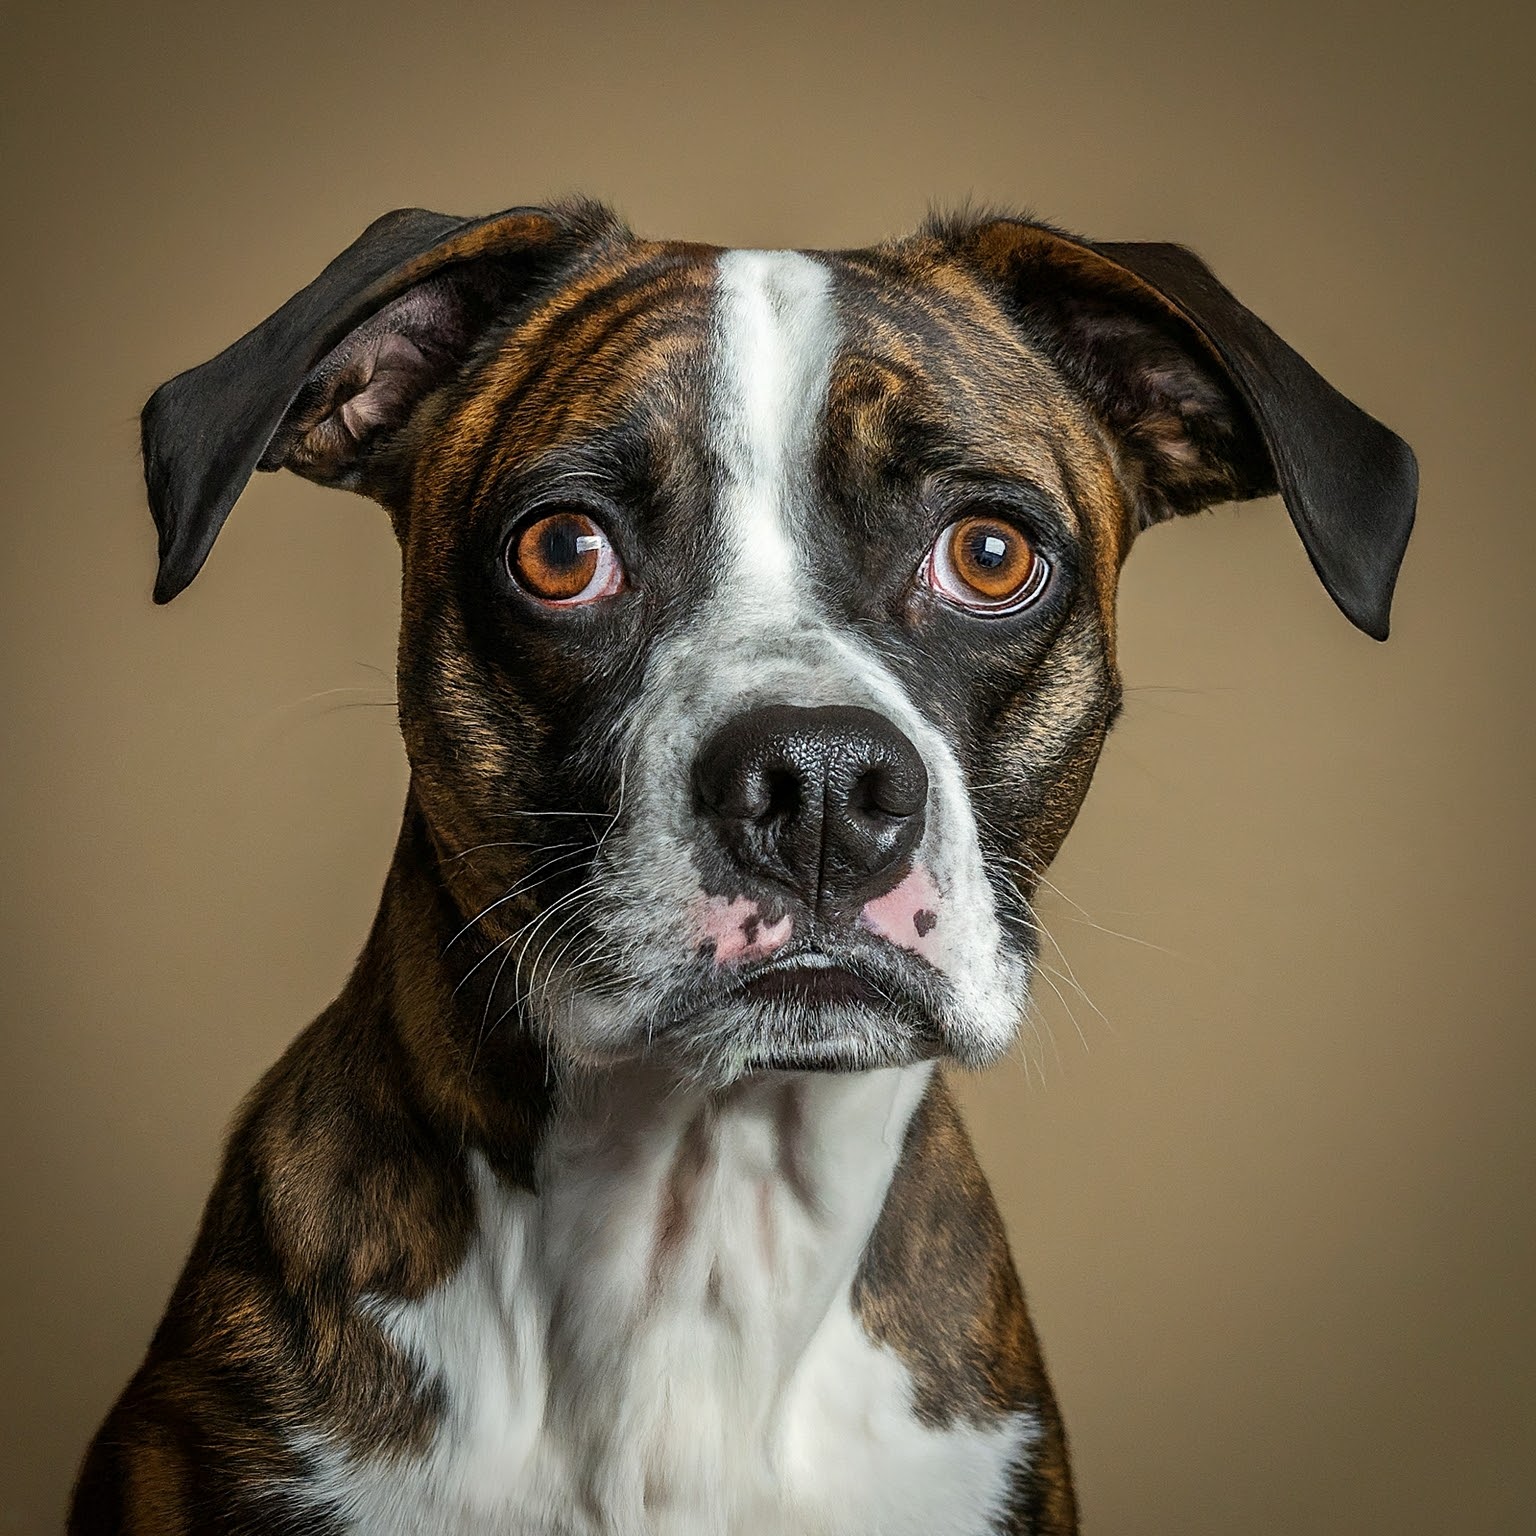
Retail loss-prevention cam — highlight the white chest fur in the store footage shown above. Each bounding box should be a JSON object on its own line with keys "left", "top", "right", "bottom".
{"left": 287, "top": 1064, "right": 1036, "bottom": 1535}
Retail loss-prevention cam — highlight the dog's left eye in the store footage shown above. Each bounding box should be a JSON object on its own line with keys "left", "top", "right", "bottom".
{"left": 508, "top": 510, "right": 625, "bottom": 606}
{"left": 923, "top": 513, "right": 1050, "bottom": 614}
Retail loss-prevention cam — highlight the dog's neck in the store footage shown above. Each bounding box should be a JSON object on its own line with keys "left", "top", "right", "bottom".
{"left": 365, "top": 793, "right": 930, "bottom": 1353}
{"left": 528, "top": 1061, "right": 932, "bottom": 1433}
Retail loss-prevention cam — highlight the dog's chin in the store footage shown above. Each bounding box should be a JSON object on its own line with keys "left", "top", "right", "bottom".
{"left": 671, "top": 993, "right": 943, "bottom": 1080}
{"left": 686, "top": 948, "right": 950, "bottom": 1075}
{"left": 544, "top": 931, "right": 1033, "bottom": 1083}
{"left": 548, "top": 951, "right": 962, "bottom": 1085}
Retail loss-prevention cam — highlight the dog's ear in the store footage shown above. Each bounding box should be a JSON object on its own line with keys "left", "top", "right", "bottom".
{"left": 949, "top": 219, "right": 1418, "bottom": 639}
{"left": 142, "top": 203, "right": 617, "bottom": 602}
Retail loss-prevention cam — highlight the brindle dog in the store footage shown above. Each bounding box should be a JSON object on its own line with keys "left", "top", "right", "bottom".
{"left": 71, "top": 202, "right": 1415, "bottom": 1535}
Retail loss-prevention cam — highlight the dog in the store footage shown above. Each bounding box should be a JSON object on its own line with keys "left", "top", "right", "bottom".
{"left": 70, "top": 200, "right": 1416, "bottom": 1535}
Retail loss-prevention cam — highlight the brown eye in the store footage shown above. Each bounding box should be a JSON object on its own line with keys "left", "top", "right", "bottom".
{"left": 509, "top": 510, "right": 624, "bottom": 605}
{"left": 924, "top": 514, "right": 1049, "bottom": 613}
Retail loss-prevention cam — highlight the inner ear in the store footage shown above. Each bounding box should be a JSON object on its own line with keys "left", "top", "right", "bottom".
{"left": 256, "top": 261, "right": 520, "bottom": 498}
{"left": 1022, "top": 288, "right": 1275, "bottom": 527}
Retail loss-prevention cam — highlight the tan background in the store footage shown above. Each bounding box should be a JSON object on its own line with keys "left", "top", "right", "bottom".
{"left": 3, "top": 0, "right": 1532, "bottom": 1530}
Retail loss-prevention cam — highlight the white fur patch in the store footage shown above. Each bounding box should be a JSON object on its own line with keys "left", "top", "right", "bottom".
{"left": 283, "top": 1068, "right": 1036, "bottom": 1534}
{"left": 712, "top": 248, "right": 839, "bottom": 605}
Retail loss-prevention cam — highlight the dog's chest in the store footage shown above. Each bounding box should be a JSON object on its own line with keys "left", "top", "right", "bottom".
{"left": 289, "top": 1069, "right": 1035, "bottom": 1535}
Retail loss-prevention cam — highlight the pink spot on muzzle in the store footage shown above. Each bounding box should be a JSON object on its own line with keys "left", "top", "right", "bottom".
{"left": 692, "top": 894, "right": 793, "bottom": 967}
{"left": 860, "top": 862, "right": 943, "bottom": 962}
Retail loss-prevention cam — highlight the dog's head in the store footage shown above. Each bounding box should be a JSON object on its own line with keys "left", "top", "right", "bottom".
{"left": 143, "top": 201, "right": 1415, "bottom": 1083}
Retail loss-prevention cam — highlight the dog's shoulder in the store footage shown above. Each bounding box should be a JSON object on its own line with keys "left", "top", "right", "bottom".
{"left": 70, "top": 999, "right": 470, "bottom": 1534}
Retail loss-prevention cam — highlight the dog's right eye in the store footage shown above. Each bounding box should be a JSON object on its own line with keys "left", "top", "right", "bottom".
{"left": 507, "top": 510, "right": 626, "bottom": 606}
{"left": 922, "top": 513, "right": 1050, "bottom": 615}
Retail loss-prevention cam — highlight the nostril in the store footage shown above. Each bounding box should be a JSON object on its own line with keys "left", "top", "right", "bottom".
{"left": 695, "top": 744, "right": 808, "bottom": 825}
{"left": 763, "top": 766, "right": 802, "bottom": 820}
{"left": 854, "top": 762, "right": 926, "bottom": 821}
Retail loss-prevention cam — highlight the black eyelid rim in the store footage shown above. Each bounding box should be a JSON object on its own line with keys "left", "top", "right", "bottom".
{"left": 920, "top": 474, "right": 1075, "bottom": 561}
{"left": 499, "top": 489, "right": 634, "bottom": 567}
{"left": 507, "top": 498, "right": 614, "bottom": 542}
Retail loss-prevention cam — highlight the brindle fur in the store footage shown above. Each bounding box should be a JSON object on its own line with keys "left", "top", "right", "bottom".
{"left": 72, "top": 200, "right": 1415, "bottom": 1534}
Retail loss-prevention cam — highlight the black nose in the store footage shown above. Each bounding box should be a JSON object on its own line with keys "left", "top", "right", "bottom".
{"left": 693, "top": 704, "right": 928, "bottom": 914}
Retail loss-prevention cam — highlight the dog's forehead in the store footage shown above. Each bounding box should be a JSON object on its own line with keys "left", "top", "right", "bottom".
{"left": 433, "top": 236, "right": 1121, "bottom": 560}
{"left": 819, "top": 245, "right": 1111, "bottom": 526}
{"left": 444, "top": 241, "right": 719, "bottom": 488}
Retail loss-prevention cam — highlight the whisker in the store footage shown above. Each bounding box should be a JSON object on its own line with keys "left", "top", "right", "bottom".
{"left": 443, "top": 846, "right": 595, "bottom": 954}
{"left": 1030, "top": 961, "right": 1093, "bottom": 1055}
{"left": 994, "top": 849, "right": 1175, "bottom": 957}
{"left": 485, "top": 881, "right": 605, "bottom": 1039}
{"left": 483, "top": 808, "right": 620, "bottom": 822}
{"left": 462, "top": 873, "right": 607, "bottom": 1088}
{"left": 444, "top": 837, "right": 583, "bottom": 865}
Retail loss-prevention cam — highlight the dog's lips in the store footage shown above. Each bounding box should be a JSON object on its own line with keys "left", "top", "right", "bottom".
{"left": 737, "top": 953, "right": 880, "bottom": 1008}
{"left": 630, "top": 911, "right": 956, "bottom": 1076}
{"left": 734, "top": 963, "right": 914, "bottom": 1073}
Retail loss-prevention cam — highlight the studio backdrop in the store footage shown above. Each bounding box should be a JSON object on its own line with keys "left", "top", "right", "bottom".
{"left": 2, "top": 2, "right": 1532, "bottom": 1532}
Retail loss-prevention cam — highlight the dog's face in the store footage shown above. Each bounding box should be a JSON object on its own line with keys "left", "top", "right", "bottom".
{"left": 143, "top": 202, "right": 1416, "bottom": 1084}
{"left": 396, "top": 240, "right": 1126, "bottom": 1081}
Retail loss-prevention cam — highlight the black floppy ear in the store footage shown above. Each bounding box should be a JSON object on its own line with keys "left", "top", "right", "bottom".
{"left": 955, "top": 220, "right": 1418, "bottom": 639}
{"left": 142, "top": 202, "right": 615, "bottom": 602}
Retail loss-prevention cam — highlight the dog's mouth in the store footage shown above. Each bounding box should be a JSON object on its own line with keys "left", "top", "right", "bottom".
{"left": 636, "top": 940, "right": 947, "bottom": 1076}
{"left": 734, "top": 954, "right": 887, "bottom": 1070}
{"left": 738, "top": 952, "right": 882, "bottom": 1008}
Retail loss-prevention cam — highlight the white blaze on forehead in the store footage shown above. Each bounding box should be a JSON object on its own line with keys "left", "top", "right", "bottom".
{"left": 711, "top": 249, "right": 840, "bottom": 596}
